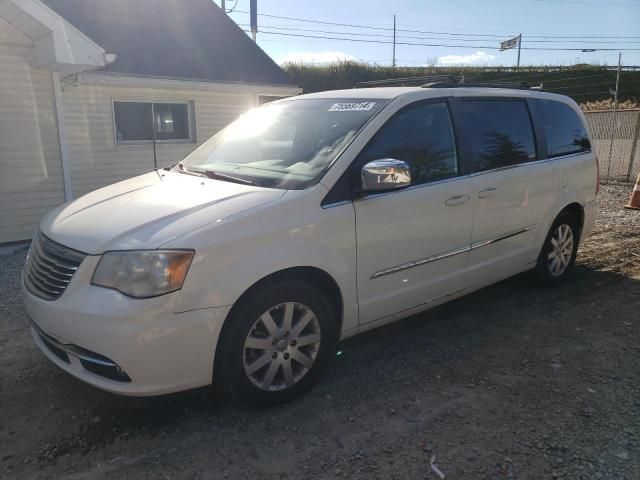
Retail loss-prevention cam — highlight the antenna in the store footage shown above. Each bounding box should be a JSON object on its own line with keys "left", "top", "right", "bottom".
{"left": 151, "top": 103, "right": 158, "bottom": 172}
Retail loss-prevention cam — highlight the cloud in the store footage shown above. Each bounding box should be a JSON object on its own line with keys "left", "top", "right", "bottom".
{"left": 438, "top": 51, "right": 496, "bottom": 65}
{"left": 278, "top": 51, "right": 357, "bottom": 65}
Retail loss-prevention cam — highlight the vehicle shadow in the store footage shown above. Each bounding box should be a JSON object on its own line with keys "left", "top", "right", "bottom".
{"left": 16, "top": 264, "right": 640, "bottom": 462}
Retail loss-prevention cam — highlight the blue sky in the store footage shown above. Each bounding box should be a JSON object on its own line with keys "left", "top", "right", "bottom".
{"left": 219, "top": 0, "right": 640, "bottom": 67}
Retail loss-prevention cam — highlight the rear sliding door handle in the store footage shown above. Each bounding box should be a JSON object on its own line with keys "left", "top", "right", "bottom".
{"left": 445, "top": 194, "right": 470, "bottom": 206}
{"left": 478, "top": 187, "right": 498, "bottom": 198}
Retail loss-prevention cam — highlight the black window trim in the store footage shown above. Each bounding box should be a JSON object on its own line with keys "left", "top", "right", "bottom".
{"left": 112, "top": 99, "right": 196, "bottom": 145}
{"left": 322, "top": 96, "right": 462, "bottom": 206}
{"left": 449, "top": 96, "right": 540, "bottom": 177}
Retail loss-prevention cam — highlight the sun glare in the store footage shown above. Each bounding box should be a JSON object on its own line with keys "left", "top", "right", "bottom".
{"left": 222, "top": 104, "right": 285, "bottom": 142}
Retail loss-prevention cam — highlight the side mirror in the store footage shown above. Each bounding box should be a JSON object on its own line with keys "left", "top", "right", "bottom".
{"left": 361, "top": 159, "right": 411, "bottom": 193}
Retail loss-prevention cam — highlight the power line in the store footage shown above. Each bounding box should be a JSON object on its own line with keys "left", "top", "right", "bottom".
{"left": 570, "top": 90, "right": 612, "bottom": 96}
{"left": 542, "top": 72, "right": 616, "bottom": 83}
{"left": 550, "top": 80, "right": 618, "bottom": 90}
{"left": 395, "top": 28, "right": 640, "bottom": 41}
{"left": 485, "top": 38, "right": 640, "bottom": 45}
{"left": 391, "top": 22, "right": 639, "bottom": 39}
{"left": 237, "top": 24, "right": 392, "bottom": 39}
{"left": 240, "top": 29, "right": 498, "bottom": 49}
{"left": 535, "top": 0, "right": 638, "bottom": 7}
{"left": 500, "top": 72, "right": 614, "bottom": 83}
{"left": 234, "top": 10, "right": 395, "bottom": 31}
{"left": 523, "top": 33, "right": 640, "bottom": 39}
{"left": 241, "top": 29, "right": 640, "bottom": 51}
{"left": 476, "top": 71, "right": 616, "bottom": 83}
{"left": 551, "top": 88, "right": 640, "bottom": 97}
{"left": 232, "top": 9, "right": 640, "bottom": 40}
{"left": 239, "top": 24, "right": 640, "bottom": 44}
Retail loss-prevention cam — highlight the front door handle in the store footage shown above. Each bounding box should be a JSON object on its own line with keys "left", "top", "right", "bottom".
{"left": 478, "top": 187, "right": 498, "bottom": 198}
{"left": 445, "top": 194, "right": 470, "bottom": 206}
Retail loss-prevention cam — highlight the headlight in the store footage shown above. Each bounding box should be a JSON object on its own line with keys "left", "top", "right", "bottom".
{"left": 92, "top": 250, "right": 194, "bottom": 298}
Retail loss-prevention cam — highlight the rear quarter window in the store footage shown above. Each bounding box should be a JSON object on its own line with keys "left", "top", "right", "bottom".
{"left": 536, "top": 99, "right": 591, "bottom": 158}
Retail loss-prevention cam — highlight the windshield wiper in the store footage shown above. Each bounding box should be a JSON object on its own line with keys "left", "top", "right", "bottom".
{"left": 201, "top": 170, "right": 256, "bottom": 185}
{"left": 174, "top": 163, "right": 255, "bottom": 185}
{"left": 174, "top": 163, "right": 206, "bottom": 178}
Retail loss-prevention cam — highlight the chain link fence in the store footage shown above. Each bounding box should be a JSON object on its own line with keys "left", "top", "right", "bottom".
{"left": 584, "top": 110, "right": 640, "bottom": 182}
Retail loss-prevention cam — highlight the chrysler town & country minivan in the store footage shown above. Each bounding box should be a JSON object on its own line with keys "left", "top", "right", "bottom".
{"left": 23, "top": 84, "right": 598, "bottom": 404}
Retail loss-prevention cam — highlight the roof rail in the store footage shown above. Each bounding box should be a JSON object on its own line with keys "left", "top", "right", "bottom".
{"left": 422, "top": 80, "right": 543, "bottom": 91}
{"left": 354, "top": 75, "right": 461, "bottom": 88}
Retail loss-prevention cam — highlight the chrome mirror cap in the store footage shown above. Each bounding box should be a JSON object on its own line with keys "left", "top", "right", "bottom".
{"left": 361, "top": 159, "right": 411, "bottom": 193}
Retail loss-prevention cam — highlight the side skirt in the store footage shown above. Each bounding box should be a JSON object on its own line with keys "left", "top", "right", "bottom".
{"left": 340, "top": 260, "right": 536, "bottom": 341}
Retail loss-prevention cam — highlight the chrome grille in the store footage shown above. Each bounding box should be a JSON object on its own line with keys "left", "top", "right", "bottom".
{"left": 24, "top": 232, "right": 86, "bottom": 300}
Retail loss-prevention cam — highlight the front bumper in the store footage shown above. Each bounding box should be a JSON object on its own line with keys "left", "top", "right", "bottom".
{"left": 23, "top": 255, "right": 230, "bottom": 396}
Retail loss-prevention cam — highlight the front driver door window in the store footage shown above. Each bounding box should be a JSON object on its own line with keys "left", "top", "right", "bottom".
{"left": 358, "top": 102, "right": 458, "bottom": 186}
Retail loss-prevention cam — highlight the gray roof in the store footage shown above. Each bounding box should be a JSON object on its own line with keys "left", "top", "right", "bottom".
{"left": 42, "top": 0, "right": 294, "bottom": 86}
{"left": 295, "top": 87, "right": 422, "bottom": 100}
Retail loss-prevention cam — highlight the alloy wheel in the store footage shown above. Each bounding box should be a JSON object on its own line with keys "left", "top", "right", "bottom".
{"left": 242, "top": 302, "right": 322, "bottom": 391}
{"left": 548, "top": 224, "right": 574, "bottom": 277}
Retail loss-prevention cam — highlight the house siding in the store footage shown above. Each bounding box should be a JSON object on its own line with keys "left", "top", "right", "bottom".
{"left": 62, "top": 80, "right": 298, "bottom": 198}
{"left": 0, "top": 18, "right": 65, "bottom": 244}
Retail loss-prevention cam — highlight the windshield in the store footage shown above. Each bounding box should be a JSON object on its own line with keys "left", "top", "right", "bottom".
{"left": 179, "top": 98, "right": 387, "bottom": 189}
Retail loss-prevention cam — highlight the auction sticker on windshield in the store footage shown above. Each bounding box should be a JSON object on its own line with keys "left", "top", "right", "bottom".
{"left": 328, "top": 102, "right": 377, "bottom": 112}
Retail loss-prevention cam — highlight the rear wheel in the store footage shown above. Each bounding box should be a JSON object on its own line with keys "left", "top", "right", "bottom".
{"left": 535, "top": 212, "right": 580, "bottom": 285}
{"left": 217, "top": 280, "right": 337, "bottom": 406}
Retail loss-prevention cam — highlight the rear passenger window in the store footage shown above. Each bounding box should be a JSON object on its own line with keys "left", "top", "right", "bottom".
{"left": 460, "top": 99, "right": 536, "bottom": 173}
{"left": 536, "top": 100, "right": 590, "bottom": 157}
{"left": 359, "top": 102, "right": 458, "bottom": 186}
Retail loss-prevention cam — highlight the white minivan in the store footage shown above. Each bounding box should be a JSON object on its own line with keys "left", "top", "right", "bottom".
{"left": 23, "top": 84, "right": 598, "bottom": 405}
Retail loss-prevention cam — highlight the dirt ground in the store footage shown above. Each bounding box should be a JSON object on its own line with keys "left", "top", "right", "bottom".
{"left": 1, "top": 183, "right": 639, "bottom": 480}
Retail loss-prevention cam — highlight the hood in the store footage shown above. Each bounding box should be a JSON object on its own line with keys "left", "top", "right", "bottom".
{"left": 41, "top": 171, "right": 286, "bottom": 253}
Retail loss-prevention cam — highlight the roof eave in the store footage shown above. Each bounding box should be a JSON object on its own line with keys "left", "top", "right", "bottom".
{"left": 0, "top": 0, "right": 109, "bottom": 75}
{"left": 77, "top": 71, "right": 302, "bottom": 93}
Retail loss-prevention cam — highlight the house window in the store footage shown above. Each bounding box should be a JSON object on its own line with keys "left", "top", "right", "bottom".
{"left": 257, "top": 95, "right": 290, "bottom": 106}
{"left": 113, "top": 101, "right": 194, "bottom": 143}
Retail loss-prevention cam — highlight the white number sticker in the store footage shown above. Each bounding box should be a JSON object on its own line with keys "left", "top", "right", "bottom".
{"left": 328, "top": 102, "right": 377, "bottom": 112}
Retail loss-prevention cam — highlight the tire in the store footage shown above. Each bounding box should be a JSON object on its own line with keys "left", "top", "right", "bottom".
{"left": 216, "top": 280, "right": 338, "bottom": 407}
{"left": 534, "top": 211, "right": 580, "bottom": 286}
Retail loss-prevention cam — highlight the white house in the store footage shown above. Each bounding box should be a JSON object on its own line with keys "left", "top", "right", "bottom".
{"left": 0, "top": 0, "right": 300, "bottom": 244}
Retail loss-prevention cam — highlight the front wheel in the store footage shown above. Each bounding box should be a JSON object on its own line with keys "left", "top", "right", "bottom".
{"left": 216, "top": 280, "right": 338, "bottom": 406}
{"left": 535, "top": 212, "right": 580, "bottom": 285}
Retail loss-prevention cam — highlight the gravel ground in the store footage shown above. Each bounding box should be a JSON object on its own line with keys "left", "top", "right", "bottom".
{"left": 1, "top": 183, "right": 639, "bottom": 480}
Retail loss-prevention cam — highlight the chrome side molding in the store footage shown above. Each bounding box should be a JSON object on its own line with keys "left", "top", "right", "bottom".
{"left": 371, "top": 226, "right": 533, "bottom": 279}
{"left": 371, "top": 245, "right": 471, "bottom": 279}
{"left": 470, "top": 227, "right": 531, "bottom": 250}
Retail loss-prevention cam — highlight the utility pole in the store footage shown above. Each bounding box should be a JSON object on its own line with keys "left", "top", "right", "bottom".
{"left": 606, "top": 52, "right": 622, "bottom": 180}
{"left": 221, "top": 0, "right": 225, "bottom": 11}
{"left": 250, "top": 0, "right": 258, "bottom": 42}
{"left": 392, "top": 15, "right": 396, "bottom": 68}
{"left": 516, "top": 33, "right": 522, "bottom": 71}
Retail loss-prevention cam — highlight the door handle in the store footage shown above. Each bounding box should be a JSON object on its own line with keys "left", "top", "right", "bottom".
{"left": 478, "top": 187, "right": 498, "bottom": 198}
{"left": 445, "top": 194, "right": 470, "bottom": 206}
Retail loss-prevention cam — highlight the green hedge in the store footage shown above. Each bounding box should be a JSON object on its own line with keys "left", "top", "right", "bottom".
{"left": 282, "top": 61, "right": 640, "bottom": 104}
